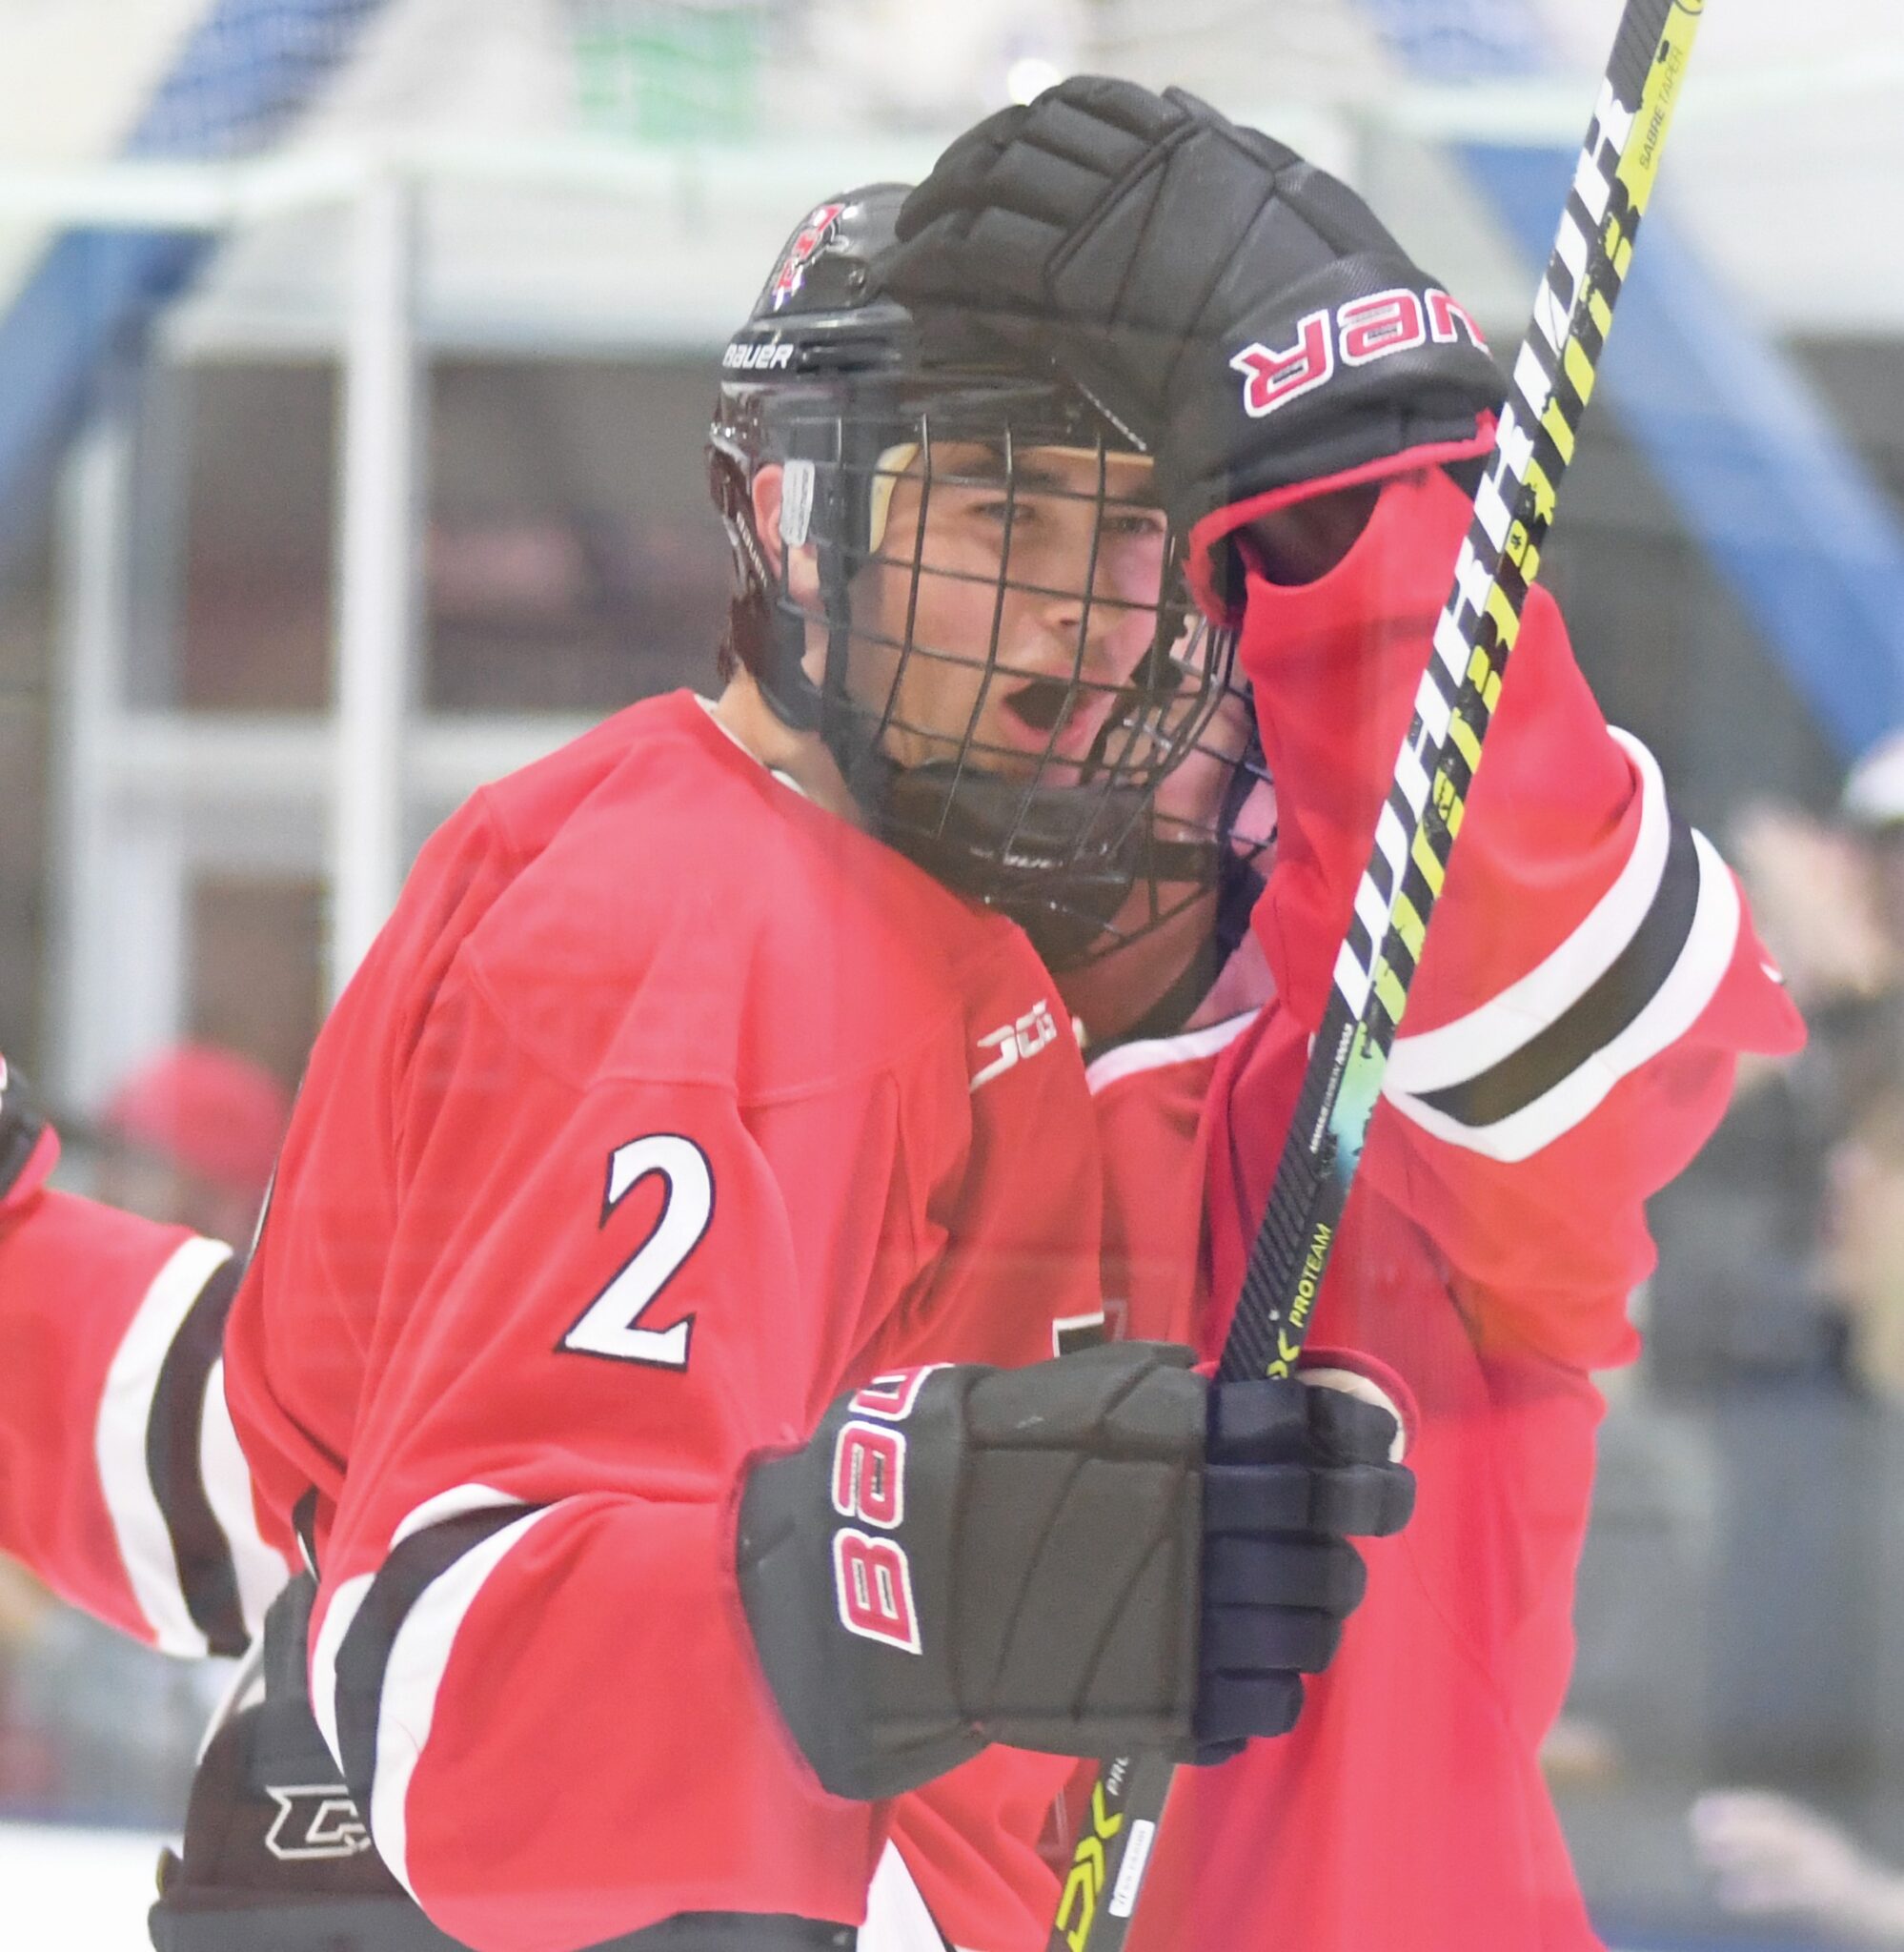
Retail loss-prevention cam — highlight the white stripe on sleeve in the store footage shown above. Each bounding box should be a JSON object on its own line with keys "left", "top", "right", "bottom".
{"left": 199, "top": 1358, "right": 293, "bottom": 1640}
{"left": 310, "top": 1572, "right": 374, "bottom": 1773}
{"left": 1386, "top": 729, "right": 1671, "bottom": 1098}
{"left": 93, "top": 1234, "right": 233, "bottom": 1656}
{"left": 368, "top": 1504, "right": 558, "bottom": 1899}
{"left": 1387, "top": 829, "right": 1740, "bottom": 1162}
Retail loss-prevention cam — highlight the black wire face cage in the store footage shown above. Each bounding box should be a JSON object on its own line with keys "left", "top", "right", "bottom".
{"left": 730, "top": 375, "right": 1254, "bottom": 970}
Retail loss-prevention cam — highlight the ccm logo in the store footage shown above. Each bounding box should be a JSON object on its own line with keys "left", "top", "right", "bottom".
{"left": 971, "top": 998, "right": 1061, "bottom": 1091}
{"left": 1229, "top": 287, "right": 1487, "bottom": 419}
{"left": 828, "top": 1368, "right": 937, "bottom": 1655}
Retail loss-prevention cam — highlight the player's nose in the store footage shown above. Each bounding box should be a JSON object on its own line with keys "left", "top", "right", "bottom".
{"left": 1025, "top": 564, "right": 1150, "bottom": 684}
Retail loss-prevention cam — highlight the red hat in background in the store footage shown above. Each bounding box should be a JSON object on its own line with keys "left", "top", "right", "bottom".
{"left": 100, "top": 1043, "right": 292, "bottom": 1198}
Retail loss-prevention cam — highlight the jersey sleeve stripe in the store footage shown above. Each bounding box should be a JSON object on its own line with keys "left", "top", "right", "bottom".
{"left": 1411, "top": 811, "right": 1699, "bottom": 1130}
{"left": 1083, "top": 1010, "right": 1256, "bottom": 1096}
{"left": 309, "top": 1571, "right": 373, "bottom": 1772}
{"left": 1387, "top": 828, "right": 1741, "bottom": 1162}
{"left": 201, "top": 1358, "right": 294, "bottom": 1642}
{"left": 862, "top": 1840, "right": 956, "bottom": 1951}
{"left": 1386, "top": 727, "right": 1671, "bottom": 1095}
{"left": 93, "top": 1233, "right": 234, "bottom": 1657}
{"left": 308, "top": 1485, "right": 524, "bottom": 1766}
{"left": 146, "top": 1252, "right": 252, "bottom": 1656}
{"left": 327, "top": 1491, "right": 556, "bottom": 1901}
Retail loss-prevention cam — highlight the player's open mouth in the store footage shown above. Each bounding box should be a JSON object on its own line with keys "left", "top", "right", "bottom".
{"left": 995, "top": 674, "right": 1135, "bottom": 774}
{"left": 1002, "top": 676, "right": 1073, "bottom": 736}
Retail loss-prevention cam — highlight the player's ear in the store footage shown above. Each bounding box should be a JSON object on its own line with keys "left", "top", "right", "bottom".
{"left": 750, "top": 464, "right": 822, "bottom": 609}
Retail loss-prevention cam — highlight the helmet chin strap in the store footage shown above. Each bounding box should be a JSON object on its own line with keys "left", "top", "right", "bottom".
{"left": 880, "top": 762, "right": 1181, "bottom": 968}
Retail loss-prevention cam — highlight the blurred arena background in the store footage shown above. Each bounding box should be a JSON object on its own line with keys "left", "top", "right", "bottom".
{"left": 0, "top": 1, "right": 1902, "bottom": 1946}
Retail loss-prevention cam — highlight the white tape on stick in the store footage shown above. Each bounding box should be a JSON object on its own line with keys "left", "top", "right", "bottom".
{"left": 1299, "top": 1364, "right": 1409, "bottom": 1463}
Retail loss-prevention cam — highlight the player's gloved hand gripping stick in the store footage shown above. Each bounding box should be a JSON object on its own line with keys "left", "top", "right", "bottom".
{"left": 1023, "top": 9, "right": 1707, "bottom": 1945}
{"left": 737, "top": 1343, "right": 1412, "bottom": 1800}
{"left": 880, "top": 6, "right": 1706, "bottom": 1943}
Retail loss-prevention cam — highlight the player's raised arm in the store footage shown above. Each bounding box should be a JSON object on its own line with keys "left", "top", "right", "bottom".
{"left": 876, "top": 77, "right": 1809, "bottom": 1952}
{"left": 1219, "top": 477, "right": 1805, "bottom": 1356}
{"left": 880, "top": 76, "right": 1803, "bottom": 1358}
{"left": 0, "top": 1060, "right": 294, "bottom": 1653}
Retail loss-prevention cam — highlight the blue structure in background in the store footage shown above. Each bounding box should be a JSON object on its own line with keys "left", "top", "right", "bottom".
{"left": 1361, "top": 0, "right": 1904, "bottom": 757}
{"left": 0, "top": 0, "right": 387, "bottom": 567}
{"left": 3, "top": 0, "right": 1901, "bottom": 759}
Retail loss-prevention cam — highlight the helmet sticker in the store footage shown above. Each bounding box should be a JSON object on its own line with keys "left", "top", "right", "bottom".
{"left": 865, "top": 442, "right": 920, "bottom": 556}
{"left": 780, "top": 459, "right": 816, "bottom": 548}
{"left": 769, "top": 201, "right": 847, "bottom": 312}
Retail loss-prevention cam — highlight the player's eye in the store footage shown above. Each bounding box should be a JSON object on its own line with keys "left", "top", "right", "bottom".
{"left": 1103, "top": 508, "right": 1166, "bottom": 540}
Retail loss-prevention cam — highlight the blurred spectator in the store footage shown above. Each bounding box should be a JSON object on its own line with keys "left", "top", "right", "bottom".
{"left": 1620, "top": 749, "right": 1904, "bottom": 1794}
{"left": 1732, "top": 804, "right": 1897, "bottom": 1020}
{"left": 1693, "top": 1790, "right": 1904, "bottom": 1943}
{"left": 94, "top": 1041, "right": 291, "bottom": 1245}
{"left": 1647, "top": 755, "right": 1904, "bottom": 1394}
{"left": 1820, "top": 1004, "right": 1904, "bottom": 1402}
{"left": 1552, "top": 763, "right": 1904, "bottom": 1913}
{"left": 1842, "top": 727, "right": 1904, "bottom": 952}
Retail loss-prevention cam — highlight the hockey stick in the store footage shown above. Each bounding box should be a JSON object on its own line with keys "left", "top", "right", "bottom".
{"left": 1048, "top": 4, "right": 1705, "bottom": 1946}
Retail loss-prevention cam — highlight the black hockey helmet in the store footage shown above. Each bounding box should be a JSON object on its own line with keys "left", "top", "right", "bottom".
{"left": 707, "top": 184, "right": 1256, "bottom": 971}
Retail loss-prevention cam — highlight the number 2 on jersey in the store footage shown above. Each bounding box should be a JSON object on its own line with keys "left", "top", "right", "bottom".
{"left": 560, "top": 1134, "right": 712, "bottom": 1369}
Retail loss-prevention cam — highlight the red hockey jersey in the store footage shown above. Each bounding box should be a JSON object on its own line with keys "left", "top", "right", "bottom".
{"left": 217, "top": 692, "right": 1102, "bottom": 1952}
{"left": 0, "top": 469, "right": 1804, "bottom": 1951}
{"left": 1107, "top": 468, "right": 1803, "bottom": 1952}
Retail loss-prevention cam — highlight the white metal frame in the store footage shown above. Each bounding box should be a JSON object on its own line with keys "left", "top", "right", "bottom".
{"left": 27, "top": 41, "right": 1889, "bottom": 1107}
{"left": 35, "top": 135, "right": 984, "bottom": 1107}
{"left": 42, "top": 157, "right": 601, "bottom": 1108}
{"left": 331, "top": 171, "right": 420, "bottom": 990}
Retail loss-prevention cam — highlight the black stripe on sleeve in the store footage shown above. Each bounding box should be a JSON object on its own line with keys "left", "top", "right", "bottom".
{"left": 146, "top": 1251, "right": 249, "bottom": 1656}
{"left": 332, "top": 1504, "right": 541, "bottom": 1822}
{"left": 291, "top": 1486, "right": 321, "bottom": 1579}
{"left": 1414, "top": 814, "right": 1703, "bottom": 1133}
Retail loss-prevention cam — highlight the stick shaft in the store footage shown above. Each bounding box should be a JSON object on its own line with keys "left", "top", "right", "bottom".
{"left": 1051, "top": 6, "right": 1704, "bottom": 1945}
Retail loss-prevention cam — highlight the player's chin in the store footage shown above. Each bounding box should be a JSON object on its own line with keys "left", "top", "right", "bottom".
{"left": 953, "top": 714, "right": 1080, "bottom": 781}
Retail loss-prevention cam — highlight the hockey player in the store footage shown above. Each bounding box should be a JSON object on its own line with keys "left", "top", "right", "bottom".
{"left": 876, "top": 77, "right": 1808, "bottom": 1950}
{"left": 0, "top": 162, "right": 1422, "bottom": 1951}
{"left": 3, "top": 76, "right": 1807, "bottom": 1952}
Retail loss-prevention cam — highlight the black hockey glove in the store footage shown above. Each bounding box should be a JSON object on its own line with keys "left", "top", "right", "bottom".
{"left": 877, "top": 76, "right": 1503, "bottom": 608}
{"left": 736, "top": 1342, "right": 1412, "bottom": 1800}
{"left": 0, "top": 1054, "right": 48, "bottom": 1209}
